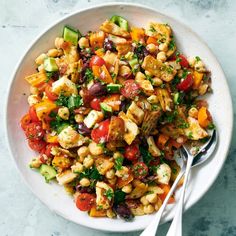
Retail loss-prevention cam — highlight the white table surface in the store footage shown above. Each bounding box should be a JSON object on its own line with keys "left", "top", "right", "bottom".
{"left": 1, "top": 0, "right": 236, "bottom": 235}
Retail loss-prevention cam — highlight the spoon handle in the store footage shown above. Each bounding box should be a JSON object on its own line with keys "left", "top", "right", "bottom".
{"left": 166, "top": 155, "right": 194, "bottom": 236}
{"left": 140, "top": 170, "right": 185, "bottom": 236}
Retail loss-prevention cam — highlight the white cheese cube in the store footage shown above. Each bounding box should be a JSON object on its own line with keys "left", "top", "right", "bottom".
{"left": 83, "top": 110, "right": 104, "bottom": 129}
{"left": 52, "top": 76, "right": 78, "bottom": 96}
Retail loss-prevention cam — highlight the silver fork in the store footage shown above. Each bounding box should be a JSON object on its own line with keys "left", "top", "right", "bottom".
{"left": 140, "top": 129, "right": 217, "bottom": 236}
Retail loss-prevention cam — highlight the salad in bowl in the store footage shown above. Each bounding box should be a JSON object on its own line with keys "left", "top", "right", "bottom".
{"left": 20, "top": 15, "right": 214, "bottom": 221}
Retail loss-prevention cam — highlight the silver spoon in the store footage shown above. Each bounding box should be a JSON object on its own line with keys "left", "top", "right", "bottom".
{"left": 140, "top": 129, "right": 218, "bottom": 236}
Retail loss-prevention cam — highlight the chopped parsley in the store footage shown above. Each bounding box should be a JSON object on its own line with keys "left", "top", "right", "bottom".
{"left": 114, "top": 157, "right": 124, "bottom": 170}
{"left": 55, "top": 94, "right": 83, "bottom": 110}
{"left": 104, "top": 188, "right": 114, "bottom": 201}
{"left": 55, "top": 94, "right": 68, "bottom": 107}
{"left": 207, "top": 123, "right": 215, "bottom": 130}
{"left": 79, "top": 167, "right": 102, "bottom": 181}
{"left": 168, "top": 39, "right": 176, "bottom": 50}
{"left": 139, "top": 145, "right": 153, "bottom": 166}
{"left": 111, "top": 72, "right": 117, "bottom": 79}
{"left": 84, "top": 68, "right": 94, "bottom": 82}
{"left": 146, "top": 75, "right": 154, "bottom": 85}
{"left": 187, "top": 132, "right": 193, "bottom": 139}
{"left": 68, "top": 95, "right": 83, "bottom": 110}
{"left": 149, "top": 25, "right": 156, "bottom": 32}
{"left": 195, "top": 56, "right": 201, "bottom": 62}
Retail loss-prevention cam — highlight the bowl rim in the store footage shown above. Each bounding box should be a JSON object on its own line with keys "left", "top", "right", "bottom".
{"left": 5, "top": 1, "right": 234, "bottom": 232}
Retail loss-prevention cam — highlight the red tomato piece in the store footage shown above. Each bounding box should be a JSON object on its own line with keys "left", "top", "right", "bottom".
{"left": 29, "top": 106, "right": 39, "bottom": 122}
{"left": 28, "top": 139, "right": 47, "bottom": 152}
{"left": 179, "top": 54, "right": 189, "bottom": 68}
{"left": 177, "top": 74, "right": 193, "bottom": 91}
{"left": 20, "top": 114, "right": 31, "bottom": 131}
{"left": 91, "top": 119, "right": 110, "bottom": 143}
{"left": 124, "top": 144, "right": 140, "bottom": 161}
{"left": 90, "top": 97, "right": 104, "bottom": 111}
{"left": 89, "top": 55, "right": 106, "bottom": 67}
{"left": 76, "top": 193, "right": 95, "bottom": 211}
{"left": 120, "top": 80, "right": 140, "bottom": 99}
{"left": 44, "top": 144, "right": 58, "bottom": 158}
{"left": 25, "top": 122, "right": 45, "bottom": 141}
{"left": 132, "top": 162, "right": 148, "bottom": 179}
{"left": 45, "top": 85, "right": 58, "bottom": 101}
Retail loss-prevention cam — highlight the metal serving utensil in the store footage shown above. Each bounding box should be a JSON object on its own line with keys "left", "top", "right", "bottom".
{"left": 140, "top": 129, "right": 218, "bottom": 236}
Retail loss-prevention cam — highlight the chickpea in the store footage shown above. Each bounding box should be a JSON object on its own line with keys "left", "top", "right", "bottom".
{"left": 119, "top": 65, "right": 131, "bottom": 78}
{"left": 89, "top": 141, "right": 104, "bottom": 156}
{"left": 106, "top": 209, "right": 116, "bottom": 218}
{"left": 140, "top": 196, "right": 149, "bottom": 206}
{"left": 83, "top": 155, "right": 94, "bottom": 168}
{"left": 71, "top": 162, "right": 83, "bottom": 173}
{"left": 80, "top": 178, "right": 90, "bottom": 187}
{"left": 156, "top": 51, "right": 167, "bottom": 62}
{"left": 154, "top": 196, "right": 162, "bottom": 211}
{"left": 74, "top": 114, "right": 84, "bottom": 123}
{"left": 113, "top": 151, "right": 124, "bottom": 159}
{"left": 122, "top": 184, "right": 132, "bottom": 194}
{"left": 30, "top": 86, "right": 39, "bottom": 95}
{"left": 158, "top": 43, "right": 168, "bottom": 52}
{"left": 188, "top": 107, "right": 198, "bottom": 118}
{"left": 135, "top": 71, "right": 146, "bottom": 82}
{"left": 115, "top": 166, "right": 129, "bottom": 178}
{"left": 146, "top": 193, "right": 158, "bottom": 204}
{"left": 77, "top": 146, "right": 90, "bottom": 161}
{"left": 194, "top": 60, "right": 206, "bottom": 72}
{"left": 78, "top": 37, "right": 90, "bottom": 49}
{"left": 152, "top": 77, "right": 163, "bottom": 86}
{"left": 35, "top": 53, "right": 47, "bottom": 65}
{"left": 146, "top": 43, "right": 157, "bottom": 53}
{"left": 107, "top": 177, "right": 117, "bottom": 185}
{"left": 47, "top": 48, "right": 59, "bottom": 57}
{"left": 105, "top": 169, "right": 115, "bottom": 179}
{"left": 143, "top": 204, "right": 155, "bottom": 214}
{"left": 58, "top": 107, "right": 70, "bottom": 120}
{"left": 55, "top": 37, "right": 64, "bottom": 49}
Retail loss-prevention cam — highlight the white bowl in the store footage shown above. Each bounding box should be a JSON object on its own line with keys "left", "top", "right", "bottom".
{"left": 6, "top": 2, "right": 233, "bottom": 232}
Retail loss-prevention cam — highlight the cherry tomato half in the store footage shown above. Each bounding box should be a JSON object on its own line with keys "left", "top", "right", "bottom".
{"left": 132, "top": 162, "right": 148, "bottom": 179}
{"left": 25, "top": 122, "right": 45, "bottom": 141}
{"left": 177, "top": 74, "right": 193, "bottom": 91}
{"left": 91, "top": 119, "right": 110, "bottom": 143}
{"left": 124, "top": 144, "right": 140, "bottom": 161}
{"left": 20, "top": 114, "right": 31, "bottom": 131}
{"left": 120, "top": 80, "right": 140, "bottom": 99}
{"left": 28, "top": 139, "right": 47, "bottom": 152}
{"left": 29, "top": 106, "right": 39, "bottom": 122}
{"left": 89, "top": 55, "right": 106, "bottom": 68}
{"left": 178, "top": 54, "right": 189, "bottom": 68}
{"left": 45, "top": 85, "right": 58, "bottom": 101}
{"left": 76, "top": 193, "right": 95, "bottom": 211}
{"left": 90, "top": 97, "right": 104, "bottom": 111}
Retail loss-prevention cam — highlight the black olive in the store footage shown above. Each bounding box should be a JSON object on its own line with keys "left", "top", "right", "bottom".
{"left": 88, "top": 82, "right": 107, "bottom": 96}
{"left": 113, "top": 203, "right": 134, "bottom": 221}
{"left": 104, "top": 38, "right": 116, "bottom": 52}
{"left": 77, "top": 122, "right": 91, "bottom": 135}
